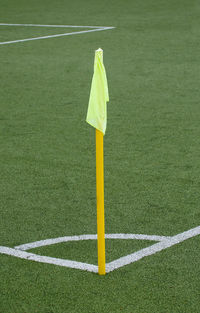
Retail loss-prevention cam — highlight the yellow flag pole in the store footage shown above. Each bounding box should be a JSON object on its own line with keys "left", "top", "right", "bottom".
{"left": 96, "top": 128, "right": 106, "bottom": 275}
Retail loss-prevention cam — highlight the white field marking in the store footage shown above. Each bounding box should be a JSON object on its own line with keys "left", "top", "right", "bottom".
{"left": 15, "top": 233, "right": 170, "bottom": 251}
{"left": 0, "top": 23, "right": 108, "bottom": 29}
{"left": 0, "top": 23, "right": 115, "bottom": 45}
{"left": 106, "top": 226, "right": 200, "bottom": 272}
{"left": 0, "top": 226, "right": 199, "bottom": 273}
{"left": 0, "top": 246, "right": 98, "bottom": 273}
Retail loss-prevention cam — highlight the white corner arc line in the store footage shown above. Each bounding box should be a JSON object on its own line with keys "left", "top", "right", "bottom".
{"left": 106, "top": 226, "right": 200, "bottom": 272}
{"left": 15, "top": 234, "right": 98, "bottom": 251}
{"left": 105, "top": 233, "right": 171, "bottom": 241}
{"left": 0, "top": 24, "right": 115, "bottom": 45}
{"left": 14, "top": 233, "right": 170, "bottom": 251}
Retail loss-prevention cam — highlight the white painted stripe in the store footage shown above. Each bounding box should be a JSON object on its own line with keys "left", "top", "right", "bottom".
{"left": 105, "top": 233, "right": 171, "bottom": 241}
{"left": 0, "top": 23, "right": 113, "bottom": 29}
{"left": 106, "top": 226, "right": 200, "bottom": 272}
{"left": 15, "top": 234, "right": 98, "bottom": 251}
{"left": 0, "top": 27, "right": 114, "bottom": 45}
{"left": 0, "top": 246, "right": 98, "bottom": 273}
{"left": 15, "top": 233, "right": 169, "bottom": 251}
{"left": 1, "top": 227, "right": 199, "bottom": 273}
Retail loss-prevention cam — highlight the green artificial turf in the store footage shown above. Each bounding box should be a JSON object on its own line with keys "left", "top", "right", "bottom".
{"left": 0, "top": 0, "right": 200, "bottom": 312}
{"left": 30, "top": 239, "right": 155, "bottom": 264}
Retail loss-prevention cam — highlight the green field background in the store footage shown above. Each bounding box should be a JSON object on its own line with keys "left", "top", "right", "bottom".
{"left": 0, "top": 0, "right": 200, "bottom": 312}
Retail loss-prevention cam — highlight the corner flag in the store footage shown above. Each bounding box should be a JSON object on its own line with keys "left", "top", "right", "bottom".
{"left": 86, "top": 48, "right": 109, "bottom": 275}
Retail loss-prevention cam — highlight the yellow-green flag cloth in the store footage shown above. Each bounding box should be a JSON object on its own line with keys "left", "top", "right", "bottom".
{"left": 86, "top": 48, "right": 109, "bottom": 135}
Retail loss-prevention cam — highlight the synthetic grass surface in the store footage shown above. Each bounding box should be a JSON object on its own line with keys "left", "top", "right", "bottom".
{"left": 0, "top": 0, "right": 200, "bottom": 312}
{"left": 30, "top": 239, "right": 155, "bottom": 264}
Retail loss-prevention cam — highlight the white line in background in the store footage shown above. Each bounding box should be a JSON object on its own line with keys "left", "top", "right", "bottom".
{"left": 0, "top": 23, "right": 110, "bottom": 29}
{"left": 0, "top": 24, "right": 115, "bottom": 45}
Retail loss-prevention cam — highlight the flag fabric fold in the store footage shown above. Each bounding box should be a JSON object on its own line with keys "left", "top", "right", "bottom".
{"left": 86, "top": 48, "right": 109, "bottom": 135}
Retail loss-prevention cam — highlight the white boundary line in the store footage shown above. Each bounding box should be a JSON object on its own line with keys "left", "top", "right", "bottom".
{"left": 0, "top": 23, "right": 115, "bottom": 45}
{"left": 0, "top": 246, "right": 98, "bottom": 273}
{"left": 0, "top": 226, "right": 200, "bottom": 273}
{"left": 106, "top": 226, "right": 200, "bottom": 272}
{"left": 0, "top": 23, "right": 108, "bottom": 28}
